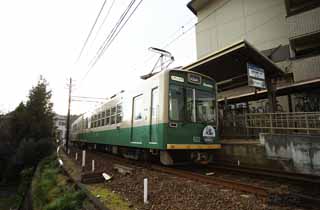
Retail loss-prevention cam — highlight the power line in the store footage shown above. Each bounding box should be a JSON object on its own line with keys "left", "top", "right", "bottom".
{"left": 91, "top": 0, "right": 116, "bottom": 45}
{"left": 81, "top": 0, "right": 143, "bottom": 82}
{"left": 72, "top": 99, "right": 104, "bottom": 103}
{"left": 87, "top": 0, "right": 137, "bottom": 73}
{"left": 133, "top": 18, "right": 195, "bottom": 73}
{"left": 76, "top": 0, "right": 108, "bottom": 62}
{"left": 91, "top": 0, "right": 143, "bottom": 67}
{"left": 72, "top": 96, "right": 107, "bottom": 100}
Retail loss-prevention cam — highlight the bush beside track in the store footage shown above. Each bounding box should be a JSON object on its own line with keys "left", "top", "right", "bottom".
{"left": 32, "top": 155, "right": 86, "bottom": 210}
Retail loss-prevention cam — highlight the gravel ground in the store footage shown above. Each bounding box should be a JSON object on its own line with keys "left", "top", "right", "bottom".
{"left": 67, "top": 147, "right": 309, "bottom": 210}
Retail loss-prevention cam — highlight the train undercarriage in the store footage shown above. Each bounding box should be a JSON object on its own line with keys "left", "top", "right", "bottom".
{"left": 72, "top": 141, "right": 213, "bottom": 165}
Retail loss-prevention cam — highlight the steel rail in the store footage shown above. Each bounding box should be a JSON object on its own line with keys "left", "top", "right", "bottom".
{"left": 207, "top": 164, "right": 320, "bottom": 184}
{"left": 150, "top": 165, "right": 269, "bottom": 197}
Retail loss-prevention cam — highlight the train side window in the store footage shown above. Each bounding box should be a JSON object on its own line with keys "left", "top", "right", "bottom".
{"left": 105, "top": 108, "right": 110, "bottom": 126}
{"left": 111, "top": 116, "right": 115, "bottom": 124}
{"left": 111, "top": 107, "right": 116, "bottom": 115}
{"left": 111, "top": 106, "right": 116, "bottom": 124}
{"left": 101, "top": 118, "right": 105, "bottom": 126}
{"left": 133, "top": 95, "right": 143, "bottom": 121}
{"left": 116, "top": 103, "right": 122, "bottom": 123}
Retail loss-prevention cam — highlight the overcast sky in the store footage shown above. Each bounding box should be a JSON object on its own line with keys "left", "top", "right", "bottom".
{"left": 0, "top": 0, "right": 197, "bottom": 115}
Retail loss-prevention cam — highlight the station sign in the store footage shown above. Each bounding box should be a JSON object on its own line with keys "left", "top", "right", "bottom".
{"left": 247, "top": 63, "right": 266, "bottom": 89}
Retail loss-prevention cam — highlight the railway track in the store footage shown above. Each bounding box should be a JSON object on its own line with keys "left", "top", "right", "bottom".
{"left": 207, "top": 163, "right": 320, "bottom": 184}
{"left": 70, "top": 148, "right": 320, "bottom": 209}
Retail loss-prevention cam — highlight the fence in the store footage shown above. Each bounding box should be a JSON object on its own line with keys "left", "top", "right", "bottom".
{"left": 245, "top": 112, "right": 320, "bottom": 135}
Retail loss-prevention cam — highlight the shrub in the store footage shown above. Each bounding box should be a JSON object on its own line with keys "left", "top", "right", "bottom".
{"left": 44, "top": 191, "right": 86, "bottom": 210}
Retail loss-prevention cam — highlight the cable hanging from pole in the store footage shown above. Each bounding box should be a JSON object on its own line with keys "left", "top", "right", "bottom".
{"left": 76, "top": 0, "right": 108, "bottom": 62}
{"left": 90, "top": 0, "right": 144, "bottom": 69}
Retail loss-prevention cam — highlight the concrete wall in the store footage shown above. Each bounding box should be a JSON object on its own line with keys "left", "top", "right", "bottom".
{"left": 291, "top": 54, "right": 320, "bottom": 82}
{"left": 264, "top": 133, "right": 320, "bottom": 175}
{"left": 287, "top": 7, "right": 320, "bottom": 39}
{"left": 213, "top": 141, "right": 288, "bottom": 169}
{"left": 195, "top": 0, "right": 289, "bottom": 58}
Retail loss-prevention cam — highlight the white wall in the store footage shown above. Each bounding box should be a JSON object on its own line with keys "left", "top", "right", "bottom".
{"left": 195, "top": 0, "right": 289, "bottom": 58}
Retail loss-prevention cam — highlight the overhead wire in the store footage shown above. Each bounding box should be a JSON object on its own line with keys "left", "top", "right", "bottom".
{"left": 90, "top": 0, "right": 143, "bottom": 68}
{"left": 72, "top": 96, "right": 107, "bottom": 100}
{"left": 76, "top": 0, "right": 108, "bottom": 62}
{"left": 80, "top": 0, "right": 137, "bottom": 82}
{"left": 91, "top": 0, "right": 116, "bottom": 45}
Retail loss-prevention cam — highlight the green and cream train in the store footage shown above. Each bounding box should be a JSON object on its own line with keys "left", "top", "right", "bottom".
{"left": 71, "top": 68, "right": 221, "bottom": 165}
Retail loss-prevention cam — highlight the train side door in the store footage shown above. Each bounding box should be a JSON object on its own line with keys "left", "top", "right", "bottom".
{"left": 150, "top": 87, "right": 160, "bottom": 143}
{"left": 131, "top": 94, "right": 145, "bottom": 143}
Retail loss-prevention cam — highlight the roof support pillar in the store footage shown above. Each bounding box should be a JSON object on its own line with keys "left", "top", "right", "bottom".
{"left": 266, "top": 77, "right": 277, "bottom": 113}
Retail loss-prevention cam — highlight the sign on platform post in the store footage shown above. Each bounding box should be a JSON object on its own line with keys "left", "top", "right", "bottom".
{"left": 247, "top": 63, "right": 266, "bottom": 89}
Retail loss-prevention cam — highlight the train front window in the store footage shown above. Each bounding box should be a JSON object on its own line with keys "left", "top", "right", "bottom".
{"left": 169, "top": 85, "right": 185, "bottom": 121}
{"left": 186, "top": 88, "right": 195, "bottom": 122}
{"left": 195, "top": 90, "right": 215, "bottom": 123}
{"left": 169, "top": 85, "right": 215, "bottom": 123}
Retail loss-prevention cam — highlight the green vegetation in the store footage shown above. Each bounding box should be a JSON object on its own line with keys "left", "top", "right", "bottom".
{"left": 0, "top": 77, "right": 55, "bottom": 182}
{"left": 60, "top": 151, "right": 132, "bottom": 210}
{"left": 87, "top": 184, "right": 132, "bottom": 210}
{"left": 32, "top": 155, "right": 86, "bottom": 210}
{"left": 0, "top": 195, "right": 18, "bottom": 210}
{"left": 0, "top": 167, "right": 34, "bottom": 210}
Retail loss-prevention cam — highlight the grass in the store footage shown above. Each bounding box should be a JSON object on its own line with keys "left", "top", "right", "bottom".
{"left": 32, "top": 155, "right": 86, "bottom": 210}
{"left": 87, "top": 184, "right": 132, "bottom": 210}
{"left": 60, "top": 150, "right": 133, "bottom": 210}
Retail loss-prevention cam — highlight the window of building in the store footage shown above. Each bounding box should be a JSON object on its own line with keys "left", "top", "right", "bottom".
{"left": 285, "top": 0, "right": 320, "bottom": 16}
{"left": 59, "top": 121, "right": 66, "bottom": 126}
{"left": 101, "top": 119, "right": 105, "bottom": 126}
{"left": 290, "top": 32, "right": 320, "bottom": 58}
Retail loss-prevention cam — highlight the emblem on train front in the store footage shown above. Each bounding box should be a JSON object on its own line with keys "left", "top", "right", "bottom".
{"left": 202, "top": 125, "right": 215, "bottom": 143}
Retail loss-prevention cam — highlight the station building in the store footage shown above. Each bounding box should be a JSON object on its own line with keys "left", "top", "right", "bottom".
{"left": 186, "top": 0, "right": 320, "bottom": 175}
{"left": 54, "top": 114, "right": 67, "bottom": 143}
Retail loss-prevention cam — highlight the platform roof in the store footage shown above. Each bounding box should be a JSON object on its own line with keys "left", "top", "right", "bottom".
{"left": 218, "top": 78, "right": 320, "bottom": 104}
{"left": 183, "top": 40, "right": 284, "bottom": 83}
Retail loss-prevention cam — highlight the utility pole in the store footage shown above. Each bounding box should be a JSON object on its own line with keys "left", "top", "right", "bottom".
{"left": 65, "top": 78, "right": 72, "bottom": 152}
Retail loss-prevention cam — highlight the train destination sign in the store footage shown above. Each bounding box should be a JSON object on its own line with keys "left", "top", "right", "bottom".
{"left": 188, "top": 73, "right": 202, "bottom": 84}
{"left": 247, "top": 63, "right": 266, "bottom": 89}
